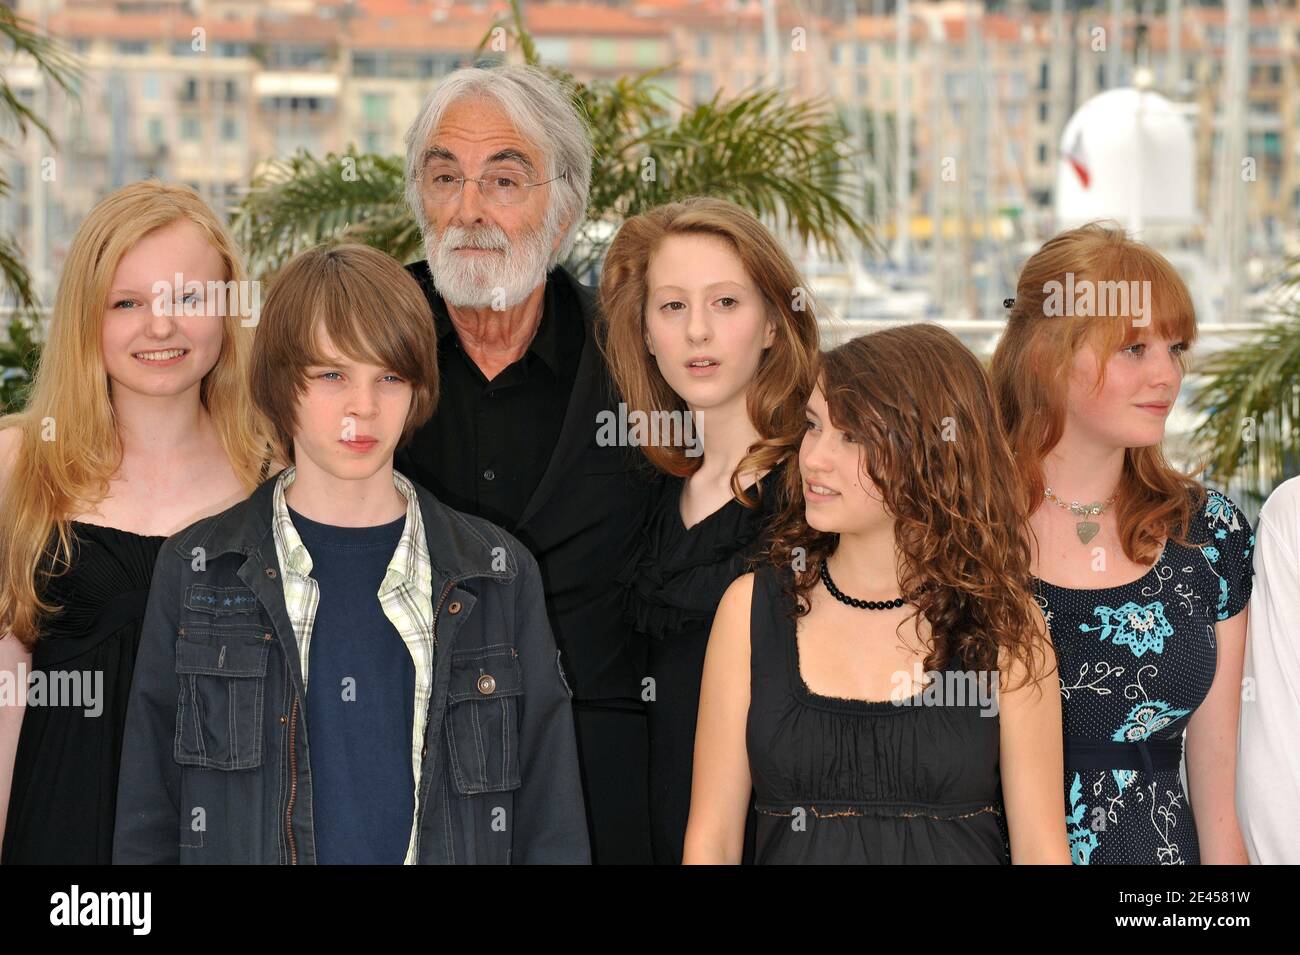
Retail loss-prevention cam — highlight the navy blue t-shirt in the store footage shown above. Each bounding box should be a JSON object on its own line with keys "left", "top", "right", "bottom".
{"left": 289, "top": 505, "right": 415, "bottom": 865}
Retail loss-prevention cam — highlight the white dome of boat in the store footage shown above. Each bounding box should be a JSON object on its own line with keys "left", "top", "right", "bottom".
{"left": 1054, "top": 86, "right": 1196, "bottom": 229}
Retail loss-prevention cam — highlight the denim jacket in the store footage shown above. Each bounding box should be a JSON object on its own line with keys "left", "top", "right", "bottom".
{"left": 113, "top": 474, "right": 590, "bottom": 864}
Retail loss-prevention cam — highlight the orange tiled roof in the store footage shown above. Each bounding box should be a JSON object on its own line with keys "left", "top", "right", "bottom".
{"left": 47, "top": 12, "right": 259, "bottom": 42}
{"left": 524, "top": 3, "right": 668, "bottom": 36}
{"left": 349, "top": 13, "right": 497, "bottom": 50}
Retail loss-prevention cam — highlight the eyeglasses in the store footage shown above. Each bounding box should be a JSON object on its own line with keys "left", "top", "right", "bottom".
{"left": 422, "top": 166, "right": 566, "bottom": 206}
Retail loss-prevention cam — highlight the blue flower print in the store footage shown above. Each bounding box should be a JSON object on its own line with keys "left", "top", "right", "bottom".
{"left": 1067, "top": 773, "right": 1099, "bottom": 865}
{"left": 1111, "top": 700, "right": 1192, "bottom": 742}
{"left": 1203, "top": 546, "right": 1220, "bottom": 563}
{"left": 1205, "top": 490, "right": 1241, "bottom": 535}
{"left": 1079, "top": 601, "right": 1174, "bottom": 657}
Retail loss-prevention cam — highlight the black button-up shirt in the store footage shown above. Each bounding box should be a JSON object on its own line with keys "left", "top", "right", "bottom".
{"left": 399, "top": 261, "right": 584, "bottom": 532}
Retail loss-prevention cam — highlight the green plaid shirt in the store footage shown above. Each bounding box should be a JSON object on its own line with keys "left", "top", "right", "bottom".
{"left": 271, "top": 465, "right": 435, "bottom": 865}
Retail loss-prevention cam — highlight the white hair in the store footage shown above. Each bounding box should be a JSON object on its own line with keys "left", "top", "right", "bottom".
{"left": 403, "top": 64, "right": 593, "bottom": 269}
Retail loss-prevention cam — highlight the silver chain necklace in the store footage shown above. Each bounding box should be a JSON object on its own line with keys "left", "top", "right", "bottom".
{"left": 1043, "top": 486, "right": 1119, "bottom": 545}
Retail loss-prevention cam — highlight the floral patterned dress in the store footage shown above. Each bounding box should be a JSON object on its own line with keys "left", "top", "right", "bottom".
{"left": 1034, "top": 489, "right": 1255, "bottom": 865}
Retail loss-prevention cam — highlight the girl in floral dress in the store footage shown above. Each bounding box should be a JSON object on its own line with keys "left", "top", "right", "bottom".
{"left": 991, "top": 223, "right": 1254, "bottom": 864}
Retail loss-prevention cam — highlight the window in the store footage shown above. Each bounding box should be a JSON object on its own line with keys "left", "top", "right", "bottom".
{"left": 1038, "top": 62, "right": 1049, "bottom": 90}
{"left": 634, "top": 40, "right": 658, "bottom": 68}
{"left": 117, "top": 40, "right": 148, "bottom": 56}
{"left": 693, "top": 71, "right": 712, "bottom": 103}
{"left": 1038, "top": 101, "right": 1048, "bottom": 122}
{"left": 265, "top": 44, "right": 330, "bottom": 70}
{"left": 181, "top": 117, "right": 201, "bottom": 141}
{"left": 224, "top": 80, "right": 239, "bottom": 103}
{"left": 697, "top": 34, "right": 710, "bottom": 58}
{"left": 534, "top": 38, "right": 570, "bottom": 65}
{"left": 590, "top": 39, "right": 617, "bottom": 68}
{"left": 362, "top": 92, "right": 389, "bottom": 123}
{"left": 181, "top": 78, "right": 198, "bottom": 103}
{"left": 1038, "top": 143, "right": 1048, "bottom": 163}
{"left": 221, "top": 117, "right": 238, "bottom": 140}
{"left": 142, "top": 74, "right": 160, "bottom": 100}
{"left": 147, "top": 117, "right": 164, "bottom": 146}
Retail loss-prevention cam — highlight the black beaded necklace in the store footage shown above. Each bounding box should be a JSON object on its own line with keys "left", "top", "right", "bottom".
{"left": 819, "top": 560, "right": 907, "bottom": 610}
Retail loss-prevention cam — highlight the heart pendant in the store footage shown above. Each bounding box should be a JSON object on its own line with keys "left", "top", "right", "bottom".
{"left": 1076, "top": 521, "right": 1100, "bottom": 544}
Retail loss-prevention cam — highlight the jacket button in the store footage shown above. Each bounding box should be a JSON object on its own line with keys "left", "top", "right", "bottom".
{"left": 477, "top": 674, "right": 496, "bottom": 695}
{"left": 448, "top": 600, "right": 462, "bottom": 614}
{"left": 265, "top": 567, "right": 277, "bottom": 579}
{"left": 279, "top": 715, "right": 287, "bottom": 725}
{"left": 421, "top": 744, "right": 428, "bottom": 759}
{"left": 263, "top": 633, "right": 273, "bottom": 641}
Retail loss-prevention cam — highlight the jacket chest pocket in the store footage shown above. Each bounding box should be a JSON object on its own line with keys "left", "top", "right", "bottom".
{"left": 174, "top": 624, "right": 272, "bottom": 771}
{"left": 444, "top": 646, "right": 523, "bottom": 794}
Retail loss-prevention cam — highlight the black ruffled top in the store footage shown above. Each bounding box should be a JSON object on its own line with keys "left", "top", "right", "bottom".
{"left": 617, "top": 468, "right": 783, "bottom": 642}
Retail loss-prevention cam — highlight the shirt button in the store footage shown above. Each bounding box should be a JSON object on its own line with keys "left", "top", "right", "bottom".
{"left": 448, "top": 600, "right": 462, "bottom": 614}
{"left": 477, "top": 674, "right": 497, "bottom": 695}
{"left": 483, "top": 469, "right": 495, "bottom": 481}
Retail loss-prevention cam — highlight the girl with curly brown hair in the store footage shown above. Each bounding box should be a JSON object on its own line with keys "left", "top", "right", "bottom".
{"left": 683, "top": 323, "right": 1069, "bottom": 864}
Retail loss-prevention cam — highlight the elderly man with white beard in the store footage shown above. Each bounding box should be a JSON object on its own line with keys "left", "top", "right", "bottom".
{"left": 395, "top": 64, "right": 659, "bottom": 864}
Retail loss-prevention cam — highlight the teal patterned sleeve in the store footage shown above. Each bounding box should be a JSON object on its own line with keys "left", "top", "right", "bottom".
{"left": 1202, "top": 488, "right": 1256, "bottom": 621}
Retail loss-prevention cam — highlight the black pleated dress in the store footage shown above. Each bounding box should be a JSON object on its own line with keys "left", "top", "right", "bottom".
{"left": 747, "top": 563, "right": 1010, "bottom": 865}
{"left": 3, "top": 522, "right": 166, "bottom": 864}
{"left": 618, "top": 468, "right": 781, "bottom": 864}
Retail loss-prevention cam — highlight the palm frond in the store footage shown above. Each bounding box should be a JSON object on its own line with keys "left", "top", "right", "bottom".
{"left": 0, "top": 8, "right": 81, "bottom": 317}
{"left": 1189, "top": 305, "right": 1300, "bottom": 500}
{"left": 230, "top": 149, "right": 414, "bottom": 280}
{"left": 0, "top": 7, "right": 82, "bottom": 140}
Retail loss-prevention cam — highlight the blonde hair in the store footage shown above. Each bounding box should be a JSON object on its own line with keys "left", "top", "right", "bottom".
{"left": 597, "top": 197, "right": 820, "bottom": 502}
{"left": 0, "top": 180, "right": 271, "bottom": 648}
{"left": 990, "top": 221, "right": 1205, "bottom": 565}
